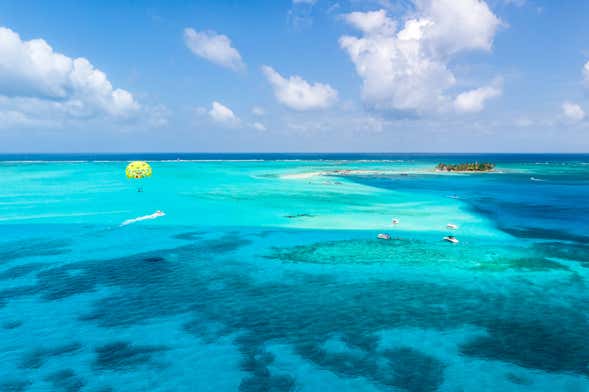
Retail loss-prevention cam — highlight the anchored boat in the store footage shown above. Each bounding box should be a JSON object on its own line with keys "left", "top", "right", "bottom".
{"left": 443, "top": 235, "right": 459, "bottom": 244}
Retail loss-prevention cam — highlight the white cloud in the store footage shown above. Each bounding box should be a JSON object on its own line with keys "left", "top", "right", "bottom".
{"left": 208, "top": 101, "right": 240, "bottom": 126}
{"left": 454, "top": 82, "right": 502, "bottom": 113}
{"left": 184, "top": 28, "right": 244, "bottom": 71}
{"left": 339, "top": 0, "right": 501, "bottom": 114}
{"left": 343, "top": 10, "right": 396, "bottom": 35}
{"left": 252, "top": 106, "right": 265, "bottom": 116}
{"left": 252, "top": 121, "right": 267, "bottom": 131}
{"left": 583, "top": 61, "right": 589, "bottom": 88}
{"left": 197, "top": 102, "right": 266, "bottom": 131}
{"left": 261, "top": 65, "right": 338, "bottom": 111}
{"left": 562, "top": 101, "right": 585, "bottom": 123}
{"left": 0, "top": 26, "right": 139, "bottom": 122}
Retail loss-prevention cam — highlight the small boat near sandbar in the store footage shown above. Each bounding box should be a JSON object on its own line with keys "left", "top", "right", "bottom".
{"left": 377, "top": 233, "right": 392, "bottom": 240}
{"left": 443, "top": 236, "right": 459, "bottom": 244}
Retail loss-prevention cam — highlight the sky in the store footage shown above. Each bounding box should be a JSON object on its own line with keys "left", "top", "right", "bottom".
{"left": 0, "top": 0, "right": 588, "bottom": 153}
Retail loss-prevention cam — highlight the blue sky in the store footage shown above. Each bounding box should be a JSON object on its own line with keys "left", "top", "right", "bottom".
{"left": 0, "top": 0, "right": 588, "bottom": 152}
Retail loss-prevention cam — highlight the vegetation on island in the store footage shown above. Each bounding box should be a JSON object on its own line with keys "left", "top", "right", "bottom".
{"left": 436, "top": 162, "right": 495, "bottom": 172}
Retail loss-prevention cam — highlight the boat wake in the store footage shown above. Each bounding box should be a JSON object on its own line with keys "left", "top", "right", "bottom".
{"left": 120, "top": 210, "right": 165, "bottom": 226}
{"left": 530, "top": 177, "right": 547, "bottom": 182}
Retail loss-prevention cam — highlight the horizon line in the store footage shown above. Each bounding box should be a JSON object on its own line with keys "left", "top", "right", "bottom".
{"left": 1, "top": 152, "right": 589, "bottom": 155}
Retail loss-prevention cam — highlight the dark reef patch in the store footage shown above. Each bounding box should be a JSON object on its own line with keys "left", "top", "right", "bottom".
{"left": 89, "top": 387, "right": 114, "bottom": 392}
{"left": 173, "top": 231, "right": 206, "bottom": 241}
{"left": 237, "top": 346, "right": 296, "bottom": 392}
{"left": 534, "top": 242, "right": 589, "bottom": 266}
{"left": 265, "top": 238, "right": 568, "bottom": 272}
{"left": 265, "top": 238, "right": 437, "bottom": 265}
{"left": 461, "top": 319, "right": 589, "bottom": 375}
{"left": 44, "top": 369, "right": 85, "bottom": 392}
{"left": 501, "top": 226, "right": 589, "bottom": 244}
{"left": 196, "top": 235, "right": 251, "bottom": 254}
{"left": 295, "top": 334, "right": 445, "bottom": 392}
{"left": 0, "top": 238, "right": 70, "bottom": 263}
{"left": 20, "top": 342, "right": 82, "bottom": 369}
{"left": 239, "top": 374, "right": 296, "bottom": 392}
{"left": 94, "top": 341, "right": 168, "bottom": 370}
{"left": 183, "top": 317, "right": 231, "bottom": 343}
{"left": 2, "top": 320, "right": 22, "bottom": 329}
{"left": 384, "top": 347, "right": 445, "bottom": 392}
{"left": 0, "top": 263, "right": 48, "bottom": 280}
{"left": 3, "top": 229, "right": 589, "bottom": 386}
{"left": 143, "top": 256, "right": 165, "bottom": 263}
{"left": 0, "top": 285, "right": 39, "bottom": 308}
{"left": 505, "top": 372, "right": 533, "bottom": 385}
{"left": 0, "top": 380, "right": 31, "bottom": 392}
{"left": 470, "top": 256, "right": 570, "bottom": 272}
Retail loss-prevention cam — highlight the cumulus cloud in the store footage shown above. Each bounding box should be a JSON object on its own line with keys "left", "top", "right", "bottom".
{"left": 0, "top": 26, "right": 139, "bottom": 122}
{"left": 583, "top": 61, "right": 589, "bottom": 88}
{"left": 252, "top": 106, "right": 265, "bottom": 116}
{"left": 251, "top": 121, "right": 267, "bottom": 131}
{"left": 339, "top": 0, "right": 501, "bottom": 114}
{"left": 454, "top": 82, "right": 502, "bottom": 113}
{"left": 184, "top": 28, "right": 244, "bottom": 71}
{"left": 208, "top": 101, "right": 240, "bottom": 126}
{"left": 261, "top": 65, "right": 337, "bottom": 111}
{"left": 343, "top": 10, "right": 397, "bottom": 35}
{"left": 562, "top": 101, "right": 585, "bottom": 123}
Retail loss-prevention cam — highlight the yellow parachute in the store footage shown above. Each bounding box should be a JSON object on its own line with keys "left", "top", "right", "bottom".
{"left": 126, "top": 161, "right": 152, "bottom": 179}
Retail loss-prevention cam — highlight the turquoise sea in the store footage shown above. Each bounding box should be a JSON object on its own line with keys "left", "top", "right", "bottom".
{"left": 0, "top": 154, "right": 588, "bottom": 391}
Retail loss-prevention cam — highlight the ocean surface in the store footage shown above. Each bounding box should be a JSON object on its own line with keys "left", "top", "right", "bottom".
{"left": 0, "top": 153, "right": 588, "bottom": 391}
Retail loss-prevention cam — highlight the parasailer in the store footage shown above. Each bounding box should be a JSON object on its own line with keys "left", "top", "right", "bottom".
{"left": 125, "top": 161, "right": 152, "bottom": 192}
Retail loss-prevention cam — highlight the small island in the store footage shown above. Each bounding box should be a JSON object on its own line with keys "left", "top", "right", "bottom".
{"left": 436, "top": 162, "right": 495, "bottom": 172}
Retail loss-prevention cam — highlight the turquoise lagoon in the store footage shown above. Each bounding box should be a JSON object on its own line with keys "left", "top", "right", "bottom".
{"left": 0, "top": 154, "right": 588, "bottom": 391}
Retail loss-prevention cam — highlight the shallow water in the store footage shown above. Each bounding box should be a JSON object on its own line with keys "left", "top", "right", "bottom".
{"left": 0, "top": 154, "right": 588, "bottom": 391}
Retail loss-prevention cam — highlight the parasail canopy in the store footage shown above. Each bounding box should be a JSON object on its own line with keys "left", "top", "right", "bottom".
{"left": 126, "top": 161, "right": 152, "bottom": 179}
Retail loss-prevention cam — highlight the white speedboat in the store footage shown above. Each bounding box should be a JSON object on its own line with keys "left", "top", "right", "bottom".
{"left": 446, "top": 223, "right": 458, "bottom": 230}
{"left": 443, "top": 236, "right": 459, "bottom": 244}
{"left": 392, "top": 218, "right": 400, "bottom": 224}
{"left": 377, "top": 233, "right": 392, "bottom": 240}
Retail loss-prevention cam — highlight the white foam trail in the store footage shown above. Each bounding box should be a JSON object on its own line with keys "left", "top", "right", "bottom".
{"left": 530, "top": 177, "right": 546, "bottom": 182}
{"left": 120, "top": 211, "right": 165, "bottom": 226}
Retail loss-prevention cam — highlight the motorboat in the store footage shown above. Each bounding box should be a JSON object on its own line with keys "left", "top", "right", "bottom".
{"left": 377, "top": 233, "right": 392, "bottom": 240}
{"left": 443, "top": 236, "right": 459, "bottom": 244}
{"left": 446, "top": 223, "right": 458, "bottom": 230}
{"left": 392, "top": 218, "right": 400, "bottom": 225}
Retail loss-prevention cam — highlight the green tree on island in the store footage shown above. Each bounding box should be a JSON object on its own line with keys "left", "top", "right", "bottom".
{"left": 436, "top": 162, "right": 495, "bottom": 172}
